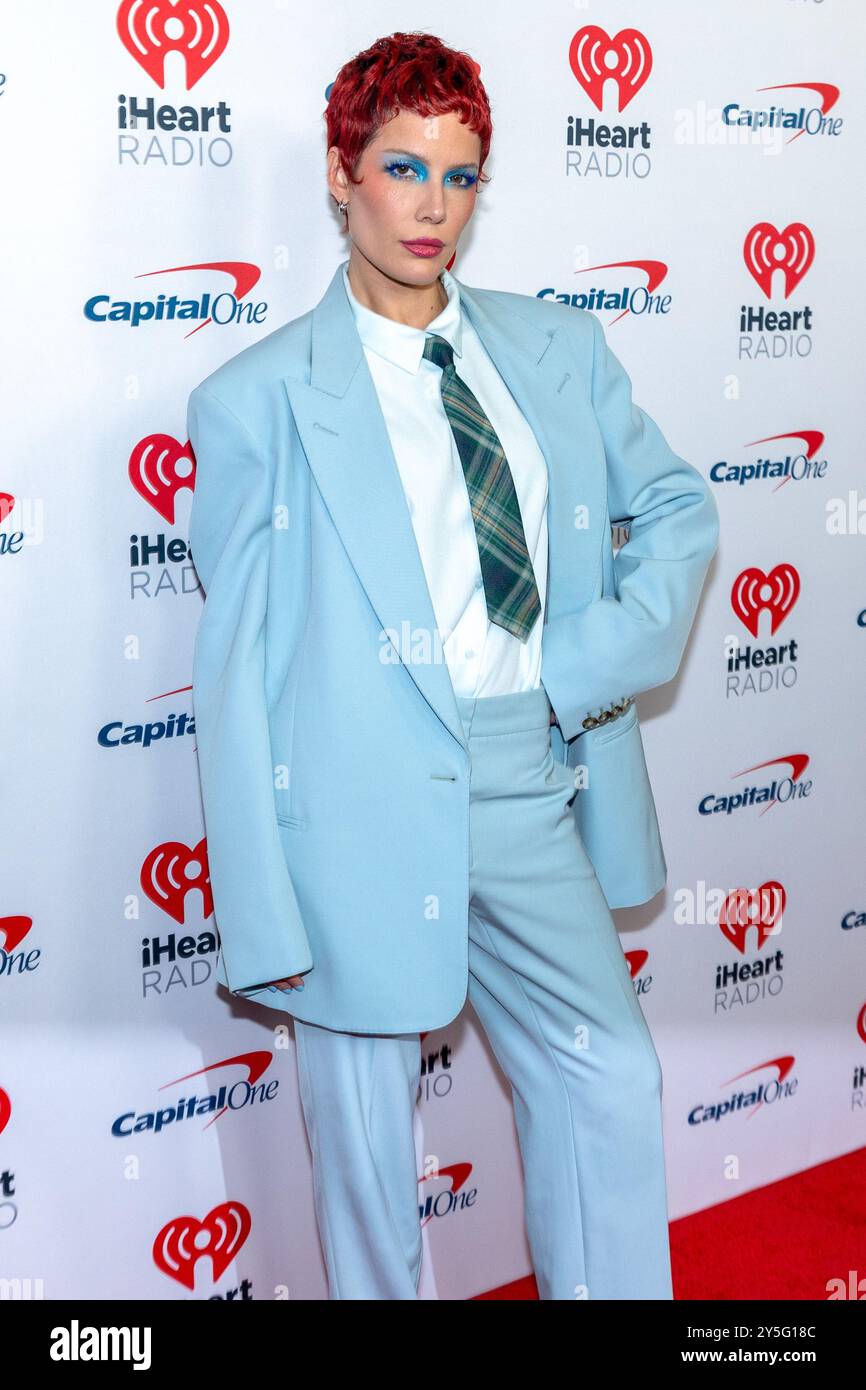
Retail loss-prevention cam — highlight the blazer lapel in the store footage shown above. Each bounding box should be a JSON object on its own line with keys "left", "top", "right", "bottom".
{"left": 283, "top": 262, "right": 604, "bottom": 751}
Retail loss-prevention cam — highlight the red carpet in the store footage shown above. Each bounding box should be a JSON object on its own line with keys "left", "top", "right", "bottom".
{"left": 474, "top": 1146, "right": 866, "bottom": 1300}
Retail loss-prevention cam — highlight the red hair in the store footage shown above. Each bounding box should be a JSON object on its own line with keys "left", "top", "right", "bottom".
{"left": 324, "top": 32, "right": 493, "bottom": 222}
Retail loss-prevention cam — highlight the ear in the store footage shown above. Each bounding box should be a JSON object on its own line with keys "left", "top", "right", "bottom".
{"left": 326, "top": 144, "right": 349, "bottom": 202}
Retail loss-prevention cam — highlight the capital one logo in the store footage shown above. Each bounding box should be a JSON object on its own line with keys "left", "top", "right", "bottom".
{"left": 418, "top": 1162, "right": 474, "bottom": 1226}
{"left": 0, "top": 915, "right": 33, "bottom": 954}
{"left": 568, "top": 26, "right": 652, "bottom": 110}
{"left": 743, "top": 222, "right": 815, "bottom": 298}
{"left": 154, "top": 1201, "right": 251, "bottom": 1288}
{"left": 117, "top": 0, "right": 230, "bottom": 89}
{"left": 731, "top": 563, "right": 800, "bottom": 637}
{"left": 129, "top": 433, "right": 196, "bottom": 523}
{"left": 141, "top": 837, "right": 212, "bottom": 922}
{"left": 624, "top": 948, "right": 648, "bottom": 979}
{"left": 719, "top": 881, "right": 786, "bottom": 953}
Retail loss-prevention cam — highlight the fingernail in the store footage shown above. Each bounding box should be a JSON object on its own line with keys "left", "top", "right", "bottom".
{"left": 294, "top": 982, "right": 305, "bottom": 991}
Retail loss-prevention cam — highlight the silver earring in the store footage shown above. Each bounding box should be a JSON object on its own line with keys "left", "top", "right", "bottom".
{"left": 338, "top": 200, "right": 348, "bottom": 214}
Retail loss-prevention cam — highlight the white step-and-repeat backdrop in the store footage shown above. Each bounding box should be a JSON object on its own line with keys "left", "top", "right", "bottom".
{"left": 2, "top": 1, "right": 863, "bottom": 1299}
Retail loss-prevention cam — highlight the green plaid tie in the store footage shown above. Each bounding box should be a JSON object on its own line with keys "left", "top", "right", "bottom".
{"left": 422, "top": 332, "right": 542, "bottom": 643}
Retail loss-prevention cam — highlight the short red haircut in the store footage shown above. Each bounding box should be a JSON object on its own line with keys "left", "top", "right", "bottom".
{"left": 325, "top": 32, "right": 493, "bottom": 219}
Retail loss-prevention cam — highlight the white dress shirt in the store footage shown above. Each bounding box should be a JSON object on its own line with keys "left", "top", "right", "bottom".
{"left": 341, "top": 259, "right": 549, "bottom": 698}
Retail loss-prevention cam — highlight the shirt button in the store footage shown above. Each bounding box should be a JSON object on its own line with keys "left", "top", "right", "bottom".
{"left": 474, "top": 577, "right": 483, "bottom": 591}
{"left": 464, "top": 648, "right": 475, "bottom": 660}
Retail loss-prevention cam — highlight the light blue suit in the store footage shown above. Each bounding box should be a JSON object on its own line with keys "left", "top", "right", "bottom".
{"left": 187, "top": 260, "right": 719, "bottom": 1035}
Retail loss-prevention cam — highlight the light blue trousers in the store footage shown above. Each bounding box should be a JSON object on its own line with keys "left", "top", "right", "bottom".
{"left": 293, "top": 686, "right": 674, "bottom": 1300}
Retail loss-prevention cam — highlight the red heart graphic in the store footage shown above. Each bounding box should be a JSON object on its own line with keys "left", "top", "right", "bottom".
{"left": 731, "top": 564, "right": 800, "bottom": 638}
{"left": 129, "top": 434, "right": 196, "bottom": 524}
{"left": 743, "top": 222, "right": 815, "bottom": 299}
{"left": 568, "top": 26, "right": 653, "bottom": 112}
{"left": 153, "top": 1202, "right": 251, "bottom": 1289}
{"left": 117, "top": 0, "right": 229, "bottom": 90}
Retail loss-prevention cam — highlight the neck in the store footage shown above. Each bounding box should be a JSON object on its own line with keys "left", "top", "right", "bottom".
{"left": 346, "top": 249, "right": 448, "bottom": 328}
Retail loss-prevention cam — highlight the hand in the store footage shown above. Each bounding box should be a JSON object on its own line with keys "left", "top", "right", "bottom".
{"left": 271, "top": 974, "right": 306, "bottom": 991}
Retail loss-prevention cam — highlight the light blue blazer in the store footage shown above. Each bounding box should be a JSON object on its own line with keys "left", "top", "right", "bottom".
{"left": 187, "top": 260, "right": 720, "bottom": 1033}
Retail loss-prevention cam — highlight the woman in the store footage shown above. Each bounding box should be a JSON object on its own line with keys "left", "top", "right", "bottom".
{"left": 187, "top": 31, "right": 719, "bottom": 1300}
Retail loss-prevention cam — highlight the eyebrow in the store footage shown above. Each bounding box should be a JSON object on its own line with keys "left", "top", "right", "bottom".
{"left": 379, "top": 148, "right": 479, "bottom": 171}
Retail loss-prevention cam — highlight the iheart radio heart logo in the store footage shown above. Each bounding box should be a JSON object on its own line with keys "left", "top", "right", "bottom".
{"left": 568, "top": 27, "right": 652, "bottom": 111}
{"left": 141, "top": 836, "right": 212, "bottom": 923}
{"left": 719, "top": 881, "right": 787, "bottom": 954}
{"left": 725, "top": 564, "right": 802, "bottom": 702}
{"left": 153, "top": 1201, "right": 251, "bottom": 1291}
{"left": 115, "top": 2, "right": 237, "bottom": 169}
{"left": 129, "top": 432, "right": 196, "bottom": 524}
{"left": 564, "top": 27, "right": 655, "bottom": 181}
{"left": 744, "top": 222, "right": 815, "bottom": 299}
{"left": 731, "top": 564, "right": 800, "bottom": 638}
{"left": 712, "top": 883, "right": 788, "bottom": 1018}
{"left": 116, "top": 0, "right": 229, "bottom": 89}
{"left": 138, "top": 838, "right": 221, "bottom": 998}
{"left": 738, "top": 222, "right": 816, "bottom": 360}
{"left": 126, "top": 429, "right": 200, "bottom": 604}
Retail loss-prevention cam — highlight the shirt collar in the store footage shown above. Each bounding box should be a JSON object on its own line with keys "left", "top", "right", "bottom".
{"left": 341, "top": 258, "right": 463, "bottom": 375}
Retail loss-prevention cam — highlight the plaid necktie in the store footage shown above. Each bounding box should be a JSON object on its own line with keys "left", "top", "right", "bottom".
{"left": 422, "top": 332, "right": 542, "bottom": 643}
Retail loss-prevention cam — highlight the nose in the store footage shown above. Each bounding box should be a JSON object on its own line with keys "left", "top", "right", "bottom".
{"left": 416, "top": 186, "right": 446, "bottom": 224}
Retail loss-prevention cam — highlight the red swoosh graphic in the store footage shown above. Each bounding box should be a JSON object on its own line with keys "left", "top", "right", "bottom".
{"left": 134, "top": 261, "right": 262, "bottom": 338}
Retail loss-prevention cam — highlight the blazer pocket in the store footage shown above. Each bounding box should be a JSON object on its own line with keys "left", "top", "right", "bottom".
{"left": 275, "top": 810, "right": 308, "bottom": 830}
{"left": 590, "top": 699, "right": 638, "bottom": 747}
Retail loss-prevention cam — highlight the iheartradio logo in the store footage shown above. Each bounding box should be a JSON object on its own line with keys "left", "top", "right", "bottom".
{"left": 738, "top": 223, "right": 815, "bottom": 360}
{"left": 726, "top": 564, "right": 801, "bottom": 700}
{"left": 744, "top": 222, "right": 815, "bottom": 299}
{"left": 117, "top": 0, "right": 229, "bottom": 90}
{"left": 153, "top": 1201, "right": 251, "bottom": 1290}
{"left": 564, "top": 27, "right": 654, "bottom": 181}
{"left": 138, "top": 838, "right": 223, "bottom": 997}
{"left": 141, "top": 837, "right": 212, "bottom": 923}
{"left": 568, "top": 27, "right": 652, "bottom": 111}
{"left": 731, "top": 563, "right": 800, "bottom": 638}
{"left": 129, "top": 433, "right": 196, "bottom": 523}
{"left": 719, "top": 881, "right": 786, "bottom": 954}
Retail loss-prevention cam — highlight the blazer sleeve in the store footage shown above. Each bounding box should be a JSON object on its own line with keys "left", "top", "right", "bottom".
{"left": 187, "top": 384, "right": 313, "bottom": 992}
{"left": 542, "top": 311, "right": 720, "bottom": 743}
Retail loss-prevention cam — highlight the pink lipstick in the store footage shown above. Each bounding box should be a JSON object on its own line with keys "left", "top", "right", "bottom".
{"left": 401, "top": 239, "right": 445, "bottom": 258}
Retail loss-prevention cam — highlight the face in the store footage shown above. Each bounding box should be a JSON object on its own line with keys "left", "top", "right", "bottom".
{"left": 328, "top": 107, "right": 482, "bottom": 287}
